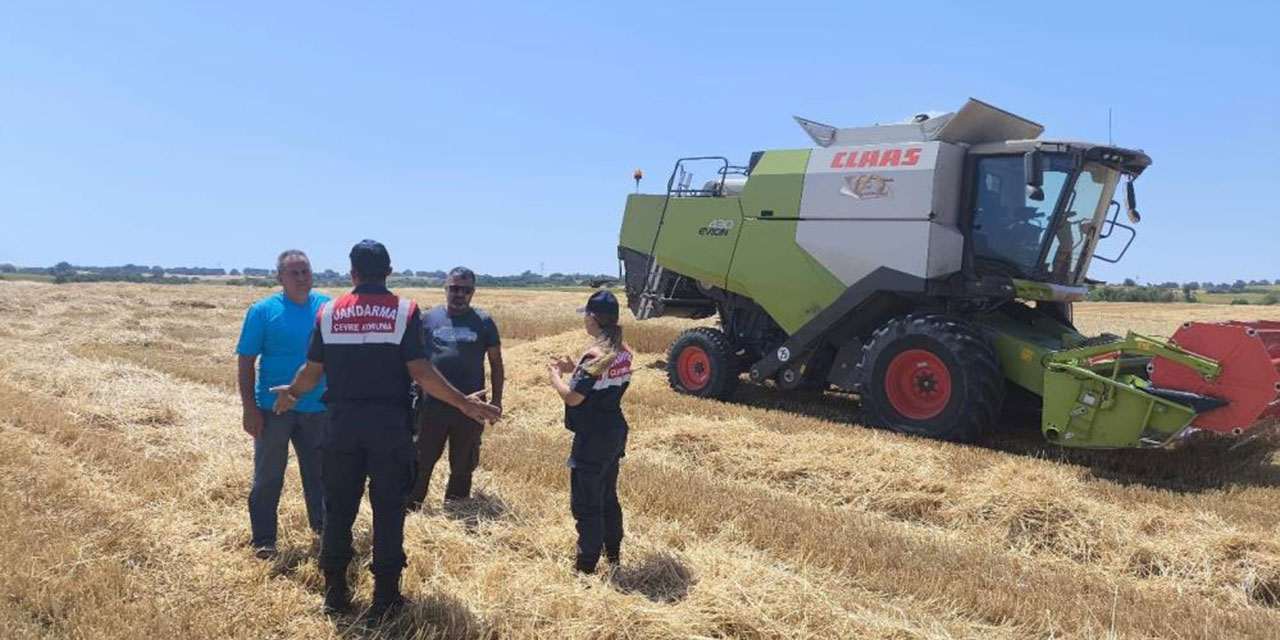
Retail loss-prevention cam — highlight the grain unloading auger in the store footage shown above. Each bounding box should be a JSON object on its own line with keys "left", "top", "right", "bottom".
{"left": 617, "top": 98, "right": 1280, "bottom": 448}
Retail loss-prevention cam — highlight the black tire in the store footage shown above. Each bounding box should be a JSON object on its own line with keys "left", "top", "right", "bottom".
{"left": 855, "top": 314, "right": 1004, "bottom": 442}
{"left": 667, "top": 327, "right": 738, "bottom": 399}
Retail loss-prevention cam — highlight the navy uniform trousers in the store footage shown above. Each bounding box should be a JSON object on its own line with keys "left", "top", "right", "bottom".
{"left": 570, "top": 456, "right": 624, "bottom": 565}
{"left": 319, "top": 401, "right": 416, "bottom": 579}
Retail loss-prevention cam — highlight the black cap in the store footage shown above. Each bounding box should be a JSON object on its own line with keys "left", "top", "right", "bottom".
{"left": 578, "top": 289, "right": 619, "bottom": 317}
{"left": 349, "top": 239, "right": 391, "bottom": 277}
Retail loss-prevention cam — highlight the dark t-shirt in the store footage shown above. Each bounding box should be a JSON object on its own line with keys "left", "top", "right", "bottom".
{"left": 564, "top": 346, "right": 632, "bottom": 468}
{"left": 307, "top": 284, "right": 426, "bottom": 408}
{"left": 422, "top": 305, "right": 500, "bottom": 395}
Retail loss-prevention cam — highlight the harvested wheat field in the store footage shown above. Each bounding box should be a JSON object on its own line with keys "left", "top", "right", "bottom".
{"left": 2, "top": 282, "right": 1280, "bottom": 640}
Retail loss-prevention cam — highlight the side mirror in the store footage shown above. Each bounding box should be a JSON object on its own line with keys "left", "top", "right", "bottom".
{"left": 1125, "top": 180, "right": 1141, "bottom": 224}
{"left": 1024, "top": 151, "right": 1044, "bottom": 201}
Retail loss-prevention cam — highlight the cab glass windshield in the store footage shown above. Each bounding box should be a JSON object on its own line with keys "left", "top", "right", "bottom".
{"left": 1041, "top": 163, "right": 1120, "bottom": 282}
{"left": 970, "top": 154, "right": 1072, "bottom": 277}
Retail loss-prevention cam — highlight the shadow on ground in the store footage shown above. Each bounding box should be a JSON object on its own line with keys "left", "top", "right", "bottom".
{"left": 684, "top": 369, "right": 1280, "bottom": 494}
{"left": 443, "top": 490, "right": 512, "bottom": 533}
{"left": 609, "top": 551, "right": 695, "bottom": 604}
{"left": 268, "top": 545, "right": 312, "bottom": 579}
{"left": 334, "top": 591, "right": 488, "bottom": 640}
{"left": 647, "top": 361, "right": 862, "bottom": 425}
{"left": 988, "top": 420, "right": 1280, "bottom": 493}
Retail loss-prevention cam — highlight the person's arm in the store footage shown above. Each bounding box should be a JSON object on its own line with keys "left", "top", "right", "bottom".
{"left": 548, "top": 354, "right": 589, "bottom": 407}
{"left": 237, "top": 355, "right": 263, "bottom": 437}
{"left": 548, "top": 368, "right": 586, "bottom": 407}
{"left": 487, "top": 346, "right": 504, "bottom": 409}
{"left": 235, "top": 305, "right": 266, "bottom": 437}
{"left": 269, "top": 360, "right": 325, "bottom": 414}
{"left": 407, "top": 358, "right": 501, "bottom": 423}
{"left": 485, "top": 316, "right": 504, "bottom": 409}
{"left": 401, "top": 306, "right": 500, "bottom": 423}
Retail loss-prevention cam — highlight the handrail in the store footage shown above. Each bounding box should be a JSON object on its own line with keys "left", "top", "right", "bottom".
{"left": 637, "top": 156, "right": 732, "bottom": 319}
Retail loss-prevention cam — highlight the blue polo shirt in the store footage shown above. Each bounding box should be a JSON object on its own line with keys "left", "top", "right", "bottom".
{"left": 236, "top": 291, "right": 329, "bottom": 412}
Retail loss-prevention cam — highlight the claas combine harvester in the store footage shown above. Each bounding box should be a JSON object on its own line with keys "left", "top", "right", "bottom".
{"left": 618, "top": 99, "right": 1280, "bottom": 448}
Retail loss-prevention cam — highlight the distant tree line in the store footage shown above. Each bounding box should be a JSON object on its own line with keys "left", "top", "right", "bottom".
{"left": 1, "top": 262, "right": 614, "bottom": 289}
{"left": 1090, "top": 278, "right": 1279, "bottom": 305}
{"left": 1088, "top": 286, "right": 1178, "bottom": 303}
{"left": 1122, "top": 278, "right": 1274, "bottom": 292}
{"left": 53, "top": 272, "right": 201, "bottom": 285}
{"left": 10, "top": 261, "right": 1272, "bottom": 301}
{"left": 234, "top": 269, "right": 614, "bottom": 289}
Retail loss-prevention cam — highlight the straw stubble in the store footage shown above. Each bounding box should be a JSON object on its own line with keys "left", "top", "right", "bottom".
{"left": 2, "top": 281, "right": 1279, "bottom": 639}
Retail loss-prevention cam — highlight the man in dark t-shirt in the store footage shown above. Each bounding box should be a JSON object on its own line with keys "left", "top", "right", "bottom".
{"left": 408, "top": 266, "right": 504, "bottom": 509}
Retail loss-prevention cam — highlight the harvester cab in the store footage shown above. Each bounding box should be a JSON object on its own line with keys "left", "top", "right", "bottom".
{"left": 618, "top": 98, "right": 1280, "bottom": 449}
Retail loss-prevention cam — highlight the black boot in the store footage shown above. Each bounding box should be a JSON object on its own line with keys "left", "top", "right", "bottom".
{"left": 605, "top": 548, "right": 621, "bottom": 567}
{"left": 574, "top": 555, "right": 598, "bottom": 575}
{"left": 364, "top": 574, "right": 405, "bottom": 622}
{"left": 323, "top": 568, "right": 350, "bottom": 615}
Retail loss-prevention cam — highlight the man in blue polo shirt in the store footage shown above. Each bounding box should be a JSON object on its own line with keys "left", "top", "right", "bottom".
{"left": 236, "top": 249, "right": 330, "bottom": 558}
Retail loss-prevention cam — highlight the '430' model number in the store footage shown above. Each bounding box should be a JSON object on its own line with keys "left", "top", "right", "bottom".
{"left": 698, "top": 219, "right": 735, "bottom": 237}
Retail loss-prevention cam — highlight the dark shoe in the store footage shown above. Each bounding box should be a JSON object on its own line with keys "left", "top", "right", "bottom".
{"left": 606, "top": 552, "right": 621, "bottom": 567}
{"left": 574, "top": 556, "right": 598, "bottom": 575}
{"left": 253, "top": 545, "right": 278, "bottom": 560}
{"left": 323, "top": 569, "right": 351, "bottom": 615}
{"left": 363, "top": 575, "right": 405, "bottom": 622}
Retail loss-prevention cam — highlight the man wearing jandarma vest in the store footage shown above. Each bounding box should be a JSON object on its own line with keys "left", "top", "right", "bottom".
{"left": 271, "top": 240, "right": 501, "bottom": 620}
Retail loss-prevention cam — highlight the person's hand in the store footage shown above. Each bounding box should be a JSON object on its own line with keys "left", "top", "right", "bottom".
{"left": 460, "top": 395, "right": 501, "bottom": 424}
{"left": 242, "top": 406, "right": 264, "bottom": 438}
{"left": 269, "top": 385, "right": 298, "bottom": 415}
{"left": 469, "top": 389, "right": 502, "bottom": 412}
{"left": 549, "top": 355, "right": 576, "bottom": 375}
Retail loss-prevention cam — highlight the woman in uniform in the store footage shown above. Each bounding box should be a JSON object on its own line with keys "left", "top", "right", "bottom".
{"left": 547, "top": 290, "right": 633, "bottom": 574}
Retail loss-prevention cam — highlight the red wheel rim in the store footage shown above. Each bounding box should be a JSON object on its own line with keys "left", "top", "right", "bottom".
{"left": 677, "top": 346, "right": 712, "bottom": 390}
{"left": 883, "top": 349, "right": 952, "bottom": 420}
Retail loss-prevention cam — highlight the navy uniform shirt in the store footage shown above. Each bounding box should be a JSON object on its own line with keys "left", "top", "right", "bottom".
{"left": 307, "top": 283, "right": 426, "bottom": 408}
{"left": 564, "top": 345, "right": 632, "bottom": 468}
{"left": 422, "top": 305, "right": 500, "bottom": 396}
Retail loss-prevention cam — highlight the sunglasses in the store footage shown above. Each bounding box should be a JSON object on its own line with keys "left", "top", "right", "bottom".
{"left": 447, "top": 285, "right": 475, "bottom": 294}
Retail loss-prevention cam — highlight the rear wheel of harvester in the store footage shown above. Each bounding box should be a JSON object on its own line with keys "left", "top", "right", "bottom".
{"left": 668, "top": 327, "right": 738, "bottom": 399}
{"left": 856, "top": 314, "right": 1004, "bottom": 442}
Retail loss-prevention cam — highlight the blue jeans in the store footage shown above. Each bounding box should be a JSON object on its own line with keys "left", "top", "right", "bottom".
{"left": 249, "top": 410, "right": 326, "bottom": 548}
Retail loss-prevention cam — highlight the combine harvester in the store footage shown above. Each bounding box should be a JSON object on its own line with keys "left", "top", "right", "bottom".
{"left": 618, "top": 99, "right": 1280, "bottom": 448}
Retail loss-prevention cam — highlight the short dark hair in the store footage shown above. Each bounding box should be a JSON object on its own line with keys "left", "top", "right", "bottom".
{"left": 350, "top": 240, "right": 392, "bottom": 282}
{"left": 447, "top": 266, "right": 475, "bottom": 283}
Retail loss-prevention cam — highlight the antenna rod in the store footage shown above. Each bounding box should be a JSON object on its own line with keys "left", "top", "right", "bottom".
{"left": 1108, "top": 108, "right": 1113, "bottom": 145}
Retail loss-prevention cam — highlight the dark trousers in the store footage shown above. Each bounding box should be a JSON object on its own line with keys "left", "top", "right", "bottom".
{"left": 570, "top": 458, "right": 623, "bottom": 566}
{"left": 410, "top": 401, "right": 482, "bottom": 505}
{"left": 319, "top": 402, "right": 415, "bottom": 579}
{"left": 248, "top": 410, "right": 326, "bottom": 547}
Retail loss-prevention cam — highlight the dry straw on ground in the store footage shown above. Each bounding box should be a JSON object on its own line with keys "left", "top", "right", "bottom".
{"left": 2, "top": 282, "right": 1280, "bottom": 639}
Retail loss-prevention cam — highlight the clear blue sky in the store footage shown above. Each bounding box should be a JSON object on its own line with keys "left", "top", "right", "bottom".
{"left": 2, "top": 1, "right": 1276, "bottom": 282}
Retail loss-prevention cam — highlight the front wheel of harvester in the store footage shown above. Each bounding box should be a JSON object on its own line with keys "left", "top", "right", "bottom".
{"left": 856, "top": 314, "right": 1004, "bottom": 442}
{"left": 667, "top": 327, "right": 738, "bottom": 399}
